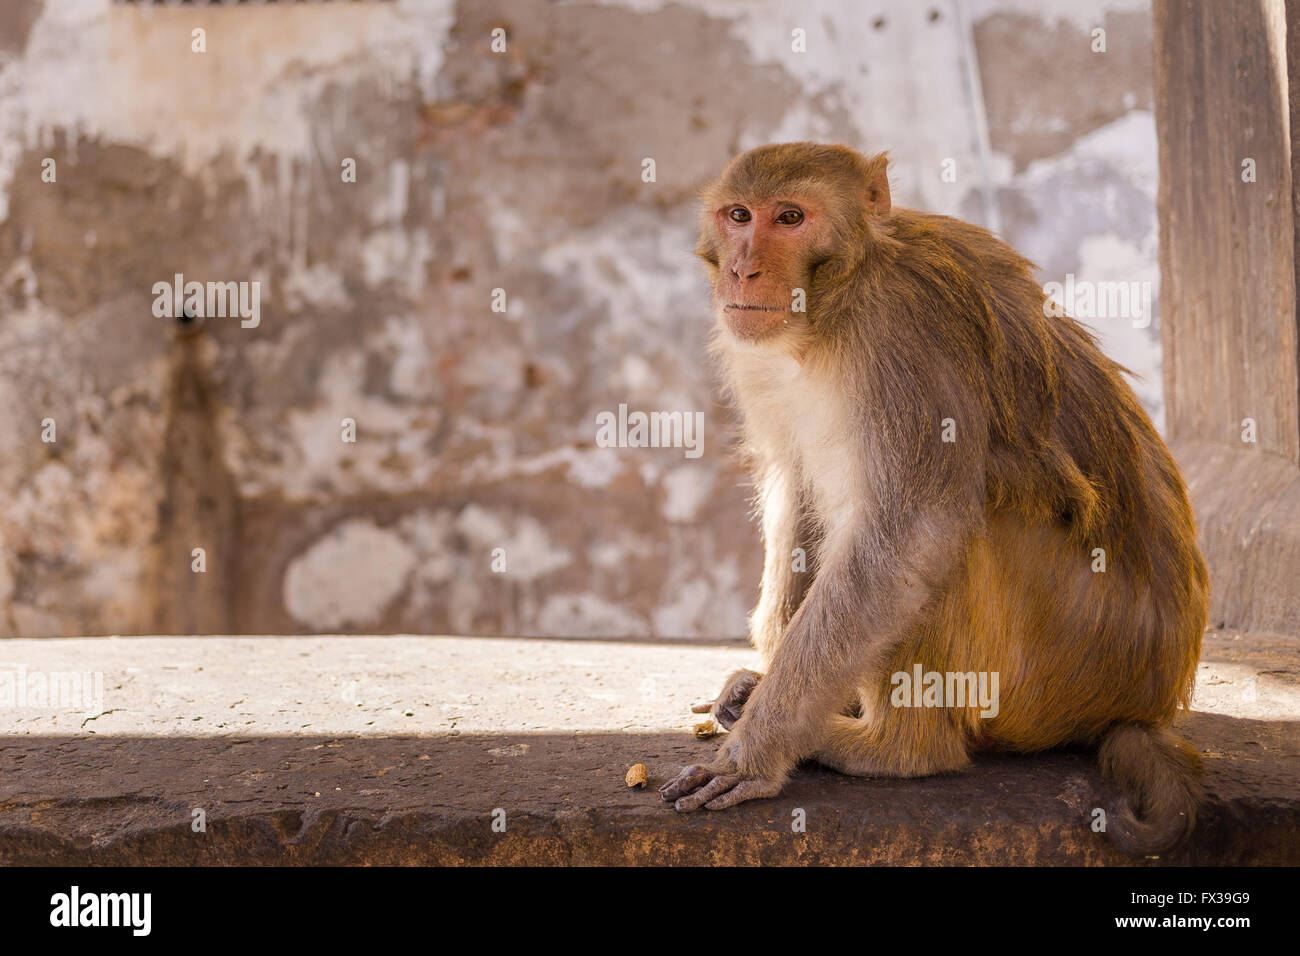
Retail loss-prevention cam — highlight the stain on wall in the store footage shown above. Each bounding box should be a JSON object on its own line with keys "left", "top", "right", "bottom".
{"left": 0, "top": 0, "right": 1160, "bottom": 637}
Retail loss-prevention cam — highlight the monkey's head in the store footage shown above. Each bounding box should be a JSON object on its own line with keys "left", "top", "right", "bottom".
{"left": 697, "top": 142, "right": 891, "bottom": 344}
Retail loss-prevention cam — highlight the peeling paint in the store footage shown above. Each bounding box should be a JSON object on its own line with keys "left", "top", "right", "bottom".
{"left": 283, "top": 519, "right": 418, "bottom": 630}
{"left": 0, "top": 0, "right": 1163, "bottom": 639}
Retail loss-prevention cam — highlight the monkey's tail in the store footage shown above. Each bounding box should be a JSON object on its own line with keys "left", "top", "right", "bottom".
{"left": 1098, "top": 723, "right": 1203, "bottom": 856}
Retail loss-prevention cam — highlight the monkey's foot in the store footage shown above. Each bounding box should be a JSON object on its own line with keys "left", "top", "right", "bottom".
{"left": 659, "top": 762, "right": 784, "bottom": 811}
{"left": 689, "top": 668, "right": 761, "bottom": 730}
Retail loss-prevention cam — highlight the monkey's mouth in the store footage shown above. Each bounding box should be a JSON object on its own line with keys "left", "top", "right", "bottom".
{"left": 721, "top": 303, "right": 790, "bottom": 340}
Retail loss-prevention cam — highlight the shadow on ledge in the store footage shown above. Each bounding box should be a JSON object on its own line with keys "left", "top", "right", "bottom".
{"left": 0, "top": 711, "right": 1295, "bottom": 866}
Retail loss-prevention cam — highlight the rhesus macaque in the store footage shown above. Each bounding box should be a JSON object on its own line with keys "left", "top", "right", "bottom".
{"left": 661, "top": 142, "right": 1208, "bottom": 856}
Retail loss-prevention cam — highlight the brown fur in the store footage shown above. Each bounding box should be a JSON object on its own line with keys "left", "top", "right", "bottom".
{"left": 662, "top": 142, "right": 1208, "bottom": 856}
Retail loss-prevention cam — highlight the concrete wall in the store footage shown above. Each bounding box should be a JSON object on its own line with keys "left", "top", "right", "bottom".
{"left": 0, "top": 0, "right": 1160, "bottom": 638}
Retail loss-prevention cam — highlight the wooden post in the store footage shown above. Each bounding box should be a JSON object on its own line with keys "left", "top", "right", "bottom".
{"left": 1155, "top": 0, "right": 1300, "bottom": 634}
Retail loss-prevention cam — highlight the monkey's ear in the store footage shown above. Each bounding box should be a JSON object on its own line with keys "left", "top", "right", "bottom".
{"left": 866, "top": 168, "right": 891, "bottom": 219}
{"left": 864, "top": 152, "right": 891, "bottom": 219}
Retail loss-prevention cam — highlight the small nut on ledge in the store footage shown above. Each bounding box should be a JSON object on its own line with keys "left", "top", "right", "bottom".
{"left": 694, "top": 718, "right": 721, "bottom": 739}
{"left": 625, "top": 763, "right": 649, "bottom": 789}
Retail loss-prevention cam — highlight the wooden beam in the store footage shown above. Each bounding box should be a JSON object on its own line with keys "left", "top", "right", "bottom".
{"left": 1156, "top": 0, "right": 1300, "bottom": 634}
{"left": 1156, "top": 0, "right": 1298, "bottom": 459}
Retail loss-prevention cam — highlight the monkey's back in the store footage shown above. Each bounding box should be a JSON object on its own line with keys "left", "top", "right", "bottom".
{"left": 892, "top": 211, "right": 1199, "bottom": 571}
{"left": 878, "top": 210, "right": 1208, "bottom": 744}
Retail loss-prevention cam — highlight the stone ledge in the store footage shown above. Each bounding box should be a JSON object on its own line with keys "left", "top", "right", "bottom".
{"left": 0, "top": 632, "right": 1296, "bottom": 865}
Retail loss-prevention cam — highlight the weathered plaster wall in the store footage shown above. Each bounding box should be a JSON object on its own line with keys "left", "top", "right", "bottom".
{"left": 0, "top": 0, "right": 1159, "bottom": 638}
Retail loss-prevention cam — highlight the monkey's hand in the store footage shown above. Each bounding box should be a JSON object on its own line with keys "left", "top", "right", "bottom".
{"left": 659, "top": 736, "right": 786, "bottom": 811}
{"left": 689, "top": 668, "right": 761, "bottom": 730}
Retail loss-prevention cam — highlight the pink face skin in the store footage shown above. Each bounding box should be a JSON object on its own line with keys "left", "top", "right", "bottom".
{"left": 711, "top": 198, "right": 825, "bottom": 341}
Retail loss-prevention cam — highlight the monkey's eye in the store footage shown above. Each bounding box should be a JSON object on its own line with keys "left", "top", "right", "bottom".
{"left": 729, "top": 207, "right": 752, "bottom": 223}
{"left": 776, "top": 209, "right": 804, "bottom": 225}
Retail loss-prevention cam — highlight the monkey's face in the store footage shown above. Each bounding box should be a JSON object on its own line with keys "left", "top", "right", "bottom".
{"left": 699, "top": 197, "right": 830, "bottom": 343}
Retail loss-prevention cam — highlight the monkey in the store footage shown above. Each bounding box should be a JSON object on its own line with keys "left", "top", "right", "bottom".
{"left": 660, "top": 142, "right": 1209, "bottom": 857}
